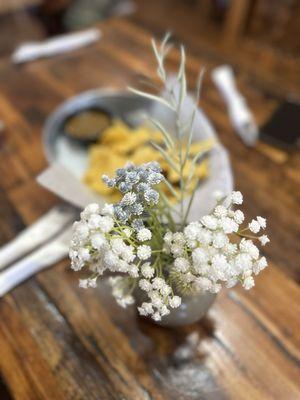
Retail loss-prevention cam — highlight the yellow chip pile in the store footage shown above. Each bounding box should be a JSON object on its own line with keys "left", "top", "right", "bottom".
{"left": 83, "top": 120, "right": 214, "bottom": 202}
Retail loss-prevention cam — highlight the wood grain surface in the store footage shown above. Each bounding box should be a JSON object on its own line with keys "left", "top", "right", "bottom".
{"left": 0, "top": 16, "right": 299, "bottom": 400}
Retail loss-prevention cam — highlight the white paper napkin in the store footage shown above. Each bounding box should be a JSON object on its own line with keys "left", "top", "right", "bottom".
{"left": 212, "top": 65, "right": 259, "bottom": 146}
{"left": 12, "top": 28, "right": 101, "bottom": 64}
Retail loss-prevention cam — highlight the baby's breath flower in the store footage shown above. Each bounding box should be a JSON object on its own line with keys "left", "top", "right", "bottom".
{"left": 73, "top": 221, "right": 89, "bottom": 240}
{"left": 169, "top": 296, "right": 181, "bottom": 308}
{"left": 152, "top": 277, "right": 165, "bottom": 290}
{"left": 152, "top": 312, "right": 162, "bottom": 321}
{"left": 231, "top": 191, "right": 243, "bottom": 204}
{"left": 220, "top": 217, "right": 239, "bottom": 234}
{"left": 257, "top": 216, "right": 266, "bottom": 229}
{"left": 121, "top": 246, "right": 135, "bottom": 263}
{"left": 239, "top": 239, "right": 259, "bottom": 260}
{"left": 78, "top": 248, "right": 91, "bottom": 262}
{"left": 233, "top": 210, "right": 244, "bottom": 224}
{"left": 79, "top": 277, "right": 97, "bottom": 289}
{"left": 164, "top": 231, "right": 173, "bottom": 244}
{"left": 91, "top": 233, "right": 106, "bottom": 250}
{"left": 224, "top": 243, "right": 237, "bottom": 255}
{"left": 214, "top": 205, "right": 228, "bottom": 218}
{"left": 102, "top": 203, "right": 114, "bottom": 216}
{"left": 213, "top": 232, "right": 229, "bottom": 248}
{"left": 160, "top": 284, "right": 172, "bottom": 296}
{"left": 226, "top": 277, "right": 238, "bottom": 288}
{"left": 192, "top": 248, "right": 209, "bottom": 265}
{"left": 184, "top": 222, "right": 201, "bottom": 241}
{"left": 210, "top": 283, "right": 222, "bottom": 293}
{"left": 197, "top": 229, "right": 212, "bottom": 245}
{"left": 117, "top": 295, "right": 135, "bottom": 308}
{"left": 141, "top": 262, "right": 155, "bottom": 278}
{"left": 253, "top": 256, "right": 268, "bottom": 275}
{"left": 174, "top": 257, "right": 190, "bottom": 272}
{"left": 138, "top": 302, "right": 153, "bottom": 316}
{"left": 201, "top": 215, "right": 218, "bottom": 230}
{"left": 129, "top": 265, "right": 139, "bottom": 278}
{"left": 137, "top": 228, "right": 152, "bottom": 242}
{"left": 81, "top": 203, "right": 100, "bottom": 218}
{"left": 139, "top": 279, "right": 152, "bottom": 292}
{"left": 243, "top": 276, "right": 255, "bottom": 290}
{"left": 170, "top": 243, "right": 184, "bottom": 257}
{"left": 123, "top": 228, "right": 132, "bottom": 238}
{"left": 193, "top": 277, "right": 212, "bottom": 292}
{"left": 249, "top": 219, "right": 261, "bottom": 233}
{"left": 137, "top": 245, "right": 151, "bottom": 260}
{"left": 259, "top": 235, "right": 270, "bottom": 246}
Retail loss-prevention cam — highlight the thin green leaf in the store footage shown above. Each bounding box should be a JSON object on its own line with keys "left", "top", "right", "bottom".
{"left": 182, "top": 108, "right": 196, "bottom": 166}
{"left": 150, "top": 141, "right": 179, "bottom": 172}
{"left": 151, "top": 38, "right": 165, "bottom": 81}
{"left": 179, "top": 71, "right": 187, "bottom": 110}
{"left": 177, "top": 46, "right": 187, "bottom": 111}
{"left": 187, "top": 150, "right": 208, "bottom": 184}
{"left": 161, "top": 32, "right": 172, "bottom": 53}
{"left": 177, "top": 45, "right": 186, "bottom": 80}
{"left": 157, "top": 187, "right": 180, "bottom": 216}
{"left": 163, "top": 177, "right": 180, "bottom": 199}
{"left": 182, "top": 177, "right": 200, "bottom": 226}
{"left": 127, "top": 87, "right": 174, "bottom": 111}
{"left": 194, "top": 67, "right": 205, "bottom": 105}
{"left": 148, "top": 117, "right": 174, "bottom": 149}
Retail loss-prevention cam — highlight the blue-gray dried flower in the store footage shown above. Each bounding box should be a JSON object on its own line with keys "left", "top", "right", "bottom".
{"left": 113, "top": 205, "right": 129, "bottom": 223}
{"left": 137, "top": 183, "right": 150, "bottom": 193}
{"left": 148, "top": 172, "right": 164, "bottom": 185}
{"left": 131, "top": 219, "right": 145, "bottom": 231}
{"left": 118, "top": 182, "right": 132, "bottom": 193}
{"left": 126, "top": 171, "right": 140, "bottom": 184}
{"left": 102, "top": 175, "right": 116, "bottom": 188}
{"left": 144, "top": 189, "right": 159, "bottom": 205}
{"left": 130, "top": 203, "right": 144, "bottom": 216}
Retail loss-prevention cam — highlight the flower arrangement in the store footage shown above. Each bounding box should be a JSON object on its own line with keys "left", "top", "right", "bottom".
{"left": 69, "top": 36, "right": 269, "bottom": 322}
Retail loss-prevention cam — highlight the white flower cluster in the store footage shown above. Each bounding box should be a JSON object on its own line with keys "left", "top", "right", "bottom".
{"left": 69, "top": 203, "right": 153, "bottom": 283}
{"left": 108, "top": 276, "right": 135, "bottom": 308}
{"left": 137, "top": 262, "right": 181, "bottom": 321}
{"left": 69, "top": 202, "right": 181, "bottom": 320}
{"left": 70, "top": 187, "right": 270, "bottom": 322}
{"left": 164, "top": 192, "right": 269, "bottom": 293}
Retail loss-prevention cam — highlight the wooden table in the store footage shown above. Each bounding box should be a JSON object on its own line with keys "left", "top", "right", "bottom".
{"left": 0, "top": 18, "right": 299, "bottom": 400}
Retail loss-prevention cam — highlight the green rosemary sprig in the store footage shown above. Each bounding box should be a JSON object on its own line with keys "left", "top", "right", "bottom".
{"left": 128, "top": 34, "right": 205, "bottom": 227}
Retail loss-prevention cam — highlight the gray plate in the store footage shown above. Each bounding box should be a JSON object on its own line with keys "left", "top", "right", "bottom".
{"left": 43, "top": 88, "right": 233, "bottom": 219}
{"left": 43, "top": 88, "right": 154, "bottom": 178}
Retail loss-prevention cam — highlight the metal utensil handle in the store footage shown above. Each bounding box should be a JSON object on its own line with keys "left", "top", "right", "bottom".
{"left": 0, "top": 205, "right": 75, "bottom": 270}
{"left": 0, "top": 236, "right": 69, "bottom": 297}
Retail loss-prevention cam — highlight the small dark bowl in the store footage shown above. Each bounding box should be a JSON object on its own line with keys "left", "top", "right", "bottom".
{"left": 63, "top": 106, "right": 112, "bottom": 144}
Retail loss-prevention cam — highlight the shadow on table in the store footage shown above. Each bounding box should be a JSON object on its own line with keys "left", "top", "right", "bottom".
{"left": 137, "top": 316, "right": 224, "bottom": 399}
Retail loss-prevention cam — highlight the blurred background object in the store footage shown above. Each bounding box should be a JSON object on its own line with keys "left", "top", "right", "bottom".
{"left": 0, "top": 0, "right": 299, "bottom": 99}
